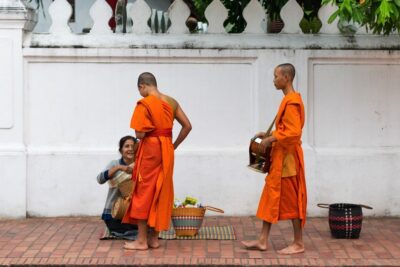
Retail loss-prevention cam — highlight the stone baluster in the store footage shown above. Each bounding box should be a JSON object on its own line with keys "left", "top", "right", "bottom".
{"left": 89, "top": 0, "right": 112, "bottom": 34}
{"left": 243, "top": 0, "right": 266, "bottom": 34}
{"left": 127, "top": 0, "right": 151, "bottom": 34}
{"left": 318, "top": 2, "right": 340, "bottom": 34}
{"left": 204, "top": 0, "right": 228, "bottom": 34}
{"left": 163, "top": 12, "right": 170, "bottom": 33}
{"left": 150, "top": 8, "right": 157, "bottom": 33}
{"left": 48, "top": 0, "right": 73, "bottom": 34}
{"left": 280, "top": 0, "right": 303, "bottom": 34}
{"left": 167, "top": 0, "right": 190, "bottom": 34}
{"left": 157, "top": 10, "right": 163, "bottom": 33}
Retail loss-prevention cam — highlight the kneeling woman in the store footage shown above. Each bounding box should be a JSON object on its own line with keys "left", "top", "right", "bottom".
{"left": 97, "top": 136, "right": 139, "bottom": 236}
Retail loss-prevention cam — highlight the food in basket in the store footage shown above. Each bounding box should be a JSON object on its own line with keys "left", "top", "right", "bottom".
{"left": 174, "top": 196, "right": 202, "bottom": 208}
{"left": 171, "top": 196, "right": 223, "bottom": 237}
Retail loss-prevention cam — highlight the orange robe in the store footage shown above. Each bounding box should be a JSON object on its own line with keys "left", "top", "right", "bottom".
{"left": 122, "top": 95, "right": 175, "bottom": 232}
{"left": 256, "top": 92, "right": 307, "bottom": 227}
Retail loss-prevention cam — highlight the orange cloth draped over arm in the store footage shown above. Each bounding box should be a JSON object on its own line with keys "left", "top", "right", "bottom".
{"left": 256, "top": 92, "right": 307, "bottom": 227}
{"left": 122, "top": 95, "right": 175, "bottom": 232}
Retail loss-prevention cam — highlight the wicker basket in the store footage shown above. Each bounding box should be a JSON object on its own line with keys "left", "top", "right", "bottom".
{"left": 112, "top": 197, "right": 131, "bottom": 219}
{"left": 171, "top": 206, "right": 224, "bottom": 237}
{"left": 118, "top": 179, "right": 133, "bottom": 198}
{"left": 318, "top": 203, "right": 372, "bottom": 239}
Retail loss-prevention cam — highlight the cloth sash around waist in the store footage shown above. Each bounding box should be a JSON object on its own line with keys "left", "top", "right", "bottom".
{"left": 146, "top": 128, "right": 172, "bottom": 138}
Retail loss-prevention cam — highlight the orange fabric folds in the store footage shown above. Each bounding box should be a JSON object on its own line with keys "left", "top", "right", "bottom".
{"left": 122, "top": 95, "right": 175, "bottom": 232}
{"left": 256, "top": 92, "right": 307, "bottom": 227}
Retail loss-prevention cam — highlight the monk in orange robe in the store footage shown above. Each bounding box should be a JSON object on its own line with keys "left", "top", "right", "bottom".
{"left": 242, "top": 63, "right": 307, "bottom": 255}
{"left": 123, "top": 72, "right": 192, "bottom": 250}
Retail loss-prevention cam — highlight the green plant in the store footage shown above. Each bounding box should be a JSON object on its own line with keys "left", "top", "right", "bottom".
{"left": 261, "top": 0, "right": 288, "bottom": 22}
{"left": 297, "top": 0, "right": 322, "bottom": 33}
{"left": 322, "top": 0, "right": 400, "bottom": 35}
{"left": 222, "top": 0, "right": 251, "bottom": 33}
{"left": 192, "top": 0, "right": 288, "bottom": 33}
{"left": 192, "top": 0, "right": 250, "bottom": 33}
{"left": 192, "top": 0, "right": 213, "bottom": 23}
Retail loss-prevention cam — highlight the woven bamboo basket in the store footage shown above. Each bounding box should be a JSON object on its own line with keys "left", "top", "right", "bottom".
{"left": 118, "top": 179, "right": 133, "bottom": 198}
{"left": 318, "top": 203, "right": 372, "bottom": 239}
{"left": 171, "top": 206, "right": 224, "bottom": 237}
{"left": 112, "top": 197, "right": 130, "bottom": 219}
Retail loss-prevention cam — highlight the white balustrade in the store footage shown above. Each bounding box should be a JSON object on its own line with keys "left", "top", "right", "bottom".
{"left": 318, "top": 2, "right": 340, "bottom": 34}
{"left": 40, "top": 0, "right": 348, "bottom": 36}
{"left": 280, "top": 0, "right": 303, "bottom": 34}
{"left": 89, "top": 0, "right": 112, "bottom": 34}
{"left": 127, "top": 0, "right": 151, "bottom": 34}
{"left": 205, "top": 0, "right": 228, "bottom": 34}
{"left": 243, "top": 0, "right": 266, "bottom": 34}
{"left": 167, "top": 0, "right": 190, "bottom": 34}
{"left": 48, "top": 0, "right": 72, "bottom": 34}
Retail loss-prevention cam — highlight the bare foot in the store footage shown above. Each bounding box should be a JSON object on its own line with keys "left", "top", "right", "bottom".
{"left": 277, "top": 243, "right": 304, "bottom": 255}
{"left": 241, "top": 240, "right": 267, "bottom": 251}
{"left": 123, "top": 241, "right": 148, "bottom": 250}
{"left": 148, "top": 239, "right": 160, "bottom": 249}
{"left": 148, "top": 231, "right": 160, "bottom": 249}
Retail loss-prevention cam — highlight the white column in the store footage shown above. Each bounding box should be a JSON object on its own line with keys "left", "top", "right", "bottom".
{"left": 205, "top": 0, "right": 228, "bottom": 34}
{"left": 243, "top": 0, "right": 266, "bottom": 34}
{"left": 89, "top": 0, "right": 112, "bottom": 34}
{"left": 167, "top": 0, "right": 190, "bottom": 34}
{"left": 280, "top": 0, "right": 303, "bottom": 34}
{"left": 0, "top": 0, "right": 37, "bottom": 218}
{"left": 127, "top": 0, "right": 152, "bottom": 34}
{"left": 48, "top": 0, "right": 72, "bottom": 34}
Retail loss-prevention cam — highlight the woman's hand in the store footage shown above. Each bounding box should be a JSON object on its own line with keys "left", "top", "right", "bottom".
{"left": 119, "top": 165, "right": 132, "bottom": 174}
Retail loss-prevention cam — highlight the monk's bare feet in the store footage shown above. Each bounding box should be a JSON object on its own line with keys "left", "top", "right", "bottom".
{"left": 241, "top": 240, "right": 267, "bottom": 251}
{"left": 148, "top": 238, "right": 160, "bottom": 249}
{"left": 147, "top": 231, "right": 160, "bottom": 249}
{"left": 277, "top": 243, "right": 304, "bottom": 255}
{"left": 123, "top": 241, "right": 148, "bottom": 250}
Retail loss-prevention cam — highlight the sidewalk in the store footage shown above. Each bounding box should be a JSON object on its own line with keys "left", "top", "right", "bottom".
{"left": 0, "top": 216, "right": 399, "bottom": 266}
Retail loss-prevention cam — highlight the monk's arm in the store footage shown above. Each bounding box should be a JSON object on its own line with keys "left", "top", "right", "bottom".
{"left": 173, "top": 104, "right": 192, "bottom": 149}
{"left": 260, "top": 135, "right": 277, "bottom": 151}
{"left": 135, "top": 131, "right": 146, "bottom": 139}
{"left": 131, "top": 103, "right": 155, "bottom": 140}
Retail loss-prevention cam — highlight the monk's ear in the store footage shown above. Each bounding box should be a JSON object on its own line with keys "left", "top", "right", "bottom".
{"left": 284, "top": 74, "right": 292, "bottom": 83}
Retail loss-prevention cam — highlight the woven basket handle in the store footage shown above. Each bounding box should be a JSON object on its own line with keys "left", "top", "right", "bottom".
{"left": 204, "top": 206, "right": 224, "bottom": 213}
{"left": 317, "top": 203, "right": 330, "bottom": 209}
{"left": 317, "top": 203, "right": 373, "bottom": 210}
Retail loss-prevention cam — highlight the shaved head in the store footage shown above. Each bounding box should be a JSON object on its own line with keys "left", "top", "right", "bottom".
{"left": 137, "top": 72, "right": 157, "bottom": 87}
{"left": 277, "top": 63, "right": 295, "bottom": 81}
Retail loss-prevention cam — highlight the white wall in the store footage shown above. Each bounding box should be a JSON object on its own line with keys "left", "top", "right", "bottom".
{"left": 20, "top": 47, "right": 400, "bottom": 217}
{"left": 308, "top": 57, "right": 400, "bottom": 216}
{"left": 0, "top": 6, "right": 33, "bottom": 218}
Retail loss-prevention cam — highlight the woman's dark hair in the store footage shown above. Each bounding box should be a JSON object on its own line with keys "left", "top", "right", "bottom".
{"left": 119, "top": 135, "right": 138, "bottom": 153}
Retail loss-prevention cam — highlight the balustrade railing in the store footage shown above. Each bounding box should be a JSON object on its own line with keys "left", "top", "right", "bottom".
{"left": 31, "top": 0, "right": 367, "bottom": 35}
